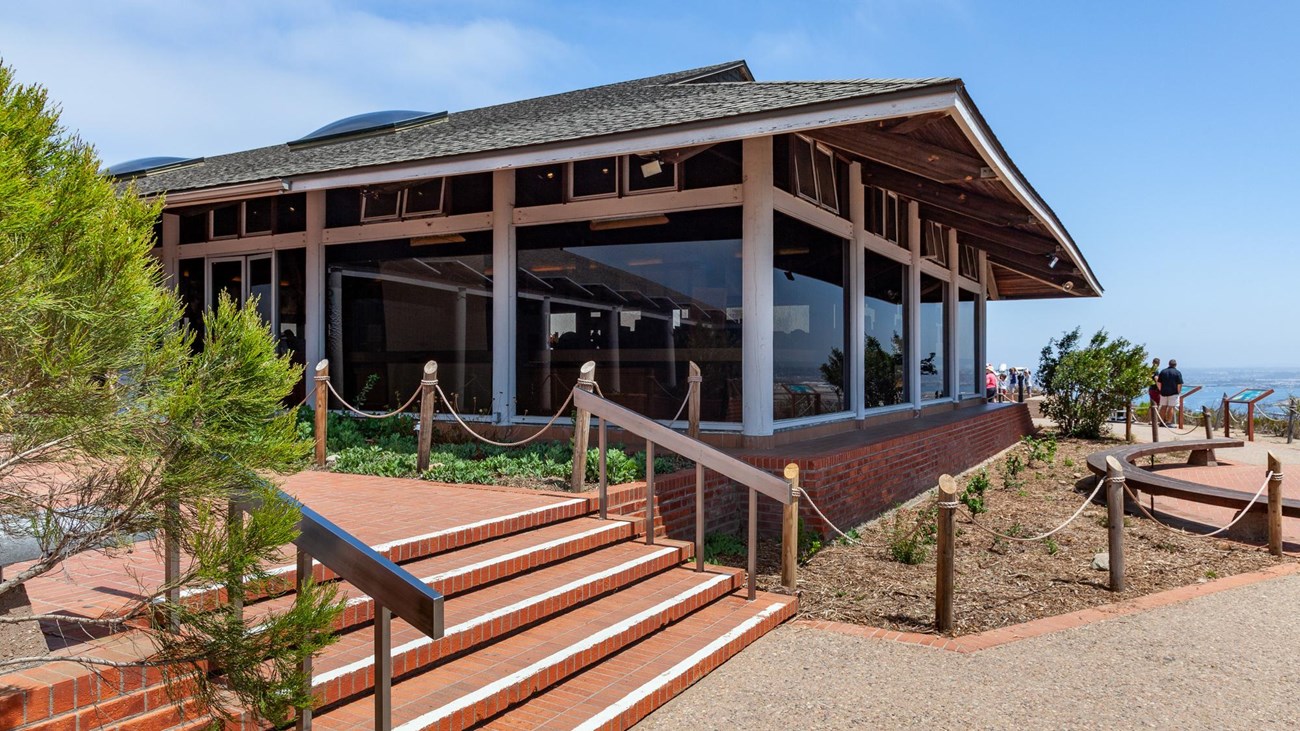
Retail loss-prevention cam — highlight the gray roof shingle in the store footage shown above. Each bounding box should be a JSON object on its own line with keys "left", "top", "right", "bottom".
{"left": 128, "top": 61, "right": 956, "bottom": 196}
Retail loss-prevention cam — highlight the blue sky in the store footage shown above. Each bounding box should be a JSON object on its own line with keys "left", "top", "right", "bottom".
{"left": 3, "top": 1, "right": 1296, "bottom": 370}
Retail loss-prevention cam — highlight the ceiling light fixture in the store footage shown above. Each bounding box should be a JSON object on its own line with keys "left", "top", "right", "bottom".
{"left": 640, "top": 156, "right": 663, "bottom": 178}
{"left": 1046, "top": 253, "right": 1060, "bottom": 269}
{"left": 410, "top": 233, "right": 466, "bottom": 246}
{"left": 589, "top": 214, "right": 670, "bottom": 231}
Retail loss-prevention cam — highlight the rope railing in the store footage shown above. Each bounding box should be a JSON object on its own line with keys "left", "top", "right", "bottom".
{"left": 324, "top": 380, "right": 421, "bottom": 419}
{"left": 1122, "top": 472, "right": 1276, "bottom": 539}
{"left": 960, "top": 474, "right": 1108, "bottom": 542}
{"left": 434, "top": 382, "right": 574, "bottom": 448}
{"left": 1151, "top": 406, "right": 1206, "bottom": 436}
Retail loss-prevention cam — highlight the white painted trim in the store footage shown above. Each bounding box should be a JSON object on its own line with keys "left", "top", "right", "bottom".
{"left": 848, "top": 164, "right": 866, "bottom": 419}
{"left": 946, "top": 227, "right": 959, "bottom": 400}
{"left": 571, "top": 602, "right": 787, "bottom": 731}
{"left": 513, "top": 185, "right": 741, "bottom": 226}
{"left": 369, "top": 499, "right": 584, "bottom": 553}
{"left": 907, "top": 201, "right": 921, "bottom": 409}
{"left": 289, "top": 91, "right": 957, "bottom": 193}
{"left": 773, "top": 411, "right": 856, "bottom": 431}
{"left": 949, "top": 95, "right": 1102, "bottom": 294}
{"left": 862, "top": 401, "right": 916, "bottom": 418}
{"left": 919, "top": 258, "right": 952, "bottom": 280}
{"left": 977, "top": 250, "right": 988, "bottom": 373}
{"left": 392, "top": 572, "right": 735, "bottom": 731}
{"left": 862, "top": 230, "right": 912, "bottom": 266}
{"left": 491, "top": 170, "right": 517, "bottom": 423}
{"left": 304, "top": 190, "right": 326, "bottom": 368}
{"left": 742, "top": 137, "right": 774, "bottom": 436}
{"left": 509, "top": 415, "right": 745, "bottom": 432}
{"left": 157, "top": 179, "right": 288, "bottom": 206}
{"left": 172, "top": 231, "right": 308, "bottom": 258}
{"left": 772, "top": 187, "right": 852, "bottom": 239}
{"left": 161, "top": 213, "right": 180, "bottom": 283}
{"left": 321, "top": 211, "right": 493, "bottom": 246}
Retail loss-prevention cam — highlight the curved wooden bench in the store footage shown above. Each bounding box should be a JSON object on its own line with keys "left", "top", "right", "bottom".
{"left": 1086, "top": 438, "right": 1300, "bottom": 518}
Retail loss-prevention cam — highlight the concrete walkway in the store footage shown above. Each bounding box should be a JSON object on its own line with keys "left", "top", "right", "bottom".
{"left": 638, "top": 570, "right": 1300, "bottom": 729}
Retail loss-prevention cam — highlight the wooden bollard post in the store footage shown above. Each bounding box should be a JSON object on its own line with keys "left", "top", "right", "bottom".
{"left": 781, "top": 464, "right": 800, "bottom": 592}
{"left": 935, "top": 474, "right": 958, "bottom": 634}
{"left": 313, "top": 360, "right": 329, "bottom": 468}
{"left": 570, "top": 361, "right": 597, "bottom": 491}
{"left": 1203, "top": 406, "right": 1213, "bottom": 440}
{"left": 1125, "top": 401, "right": 1133, "bottom": 442}
{"left": 1267, "top": 452, "right": 1284, "bottom": 556}
{"left": 1105, "top": 456, "right": 1126, "bottom": 592}
{"left": 687, "top": 361, "right": 702, "bottom": 441}
{"left": 417, "top": 361, "right": 437, "bottom": 473}
{"left": 1223, "top": 397, "right": 1231, "bottom": 438}
{"left": 1149, "top": 402, "right": 1159, "bottom": 443}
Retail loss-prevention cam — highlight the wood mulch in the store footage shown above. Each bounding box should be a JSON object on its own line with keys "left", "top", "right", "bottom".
{"left": 727, "top": 433, "right": 1291, "bottom": 635}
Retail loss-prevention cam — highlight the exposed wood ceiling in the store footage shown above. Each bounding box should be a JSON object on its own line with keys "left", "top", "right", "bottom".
{"left": 805, "top": 115, "right": 1096, "bottom": 300}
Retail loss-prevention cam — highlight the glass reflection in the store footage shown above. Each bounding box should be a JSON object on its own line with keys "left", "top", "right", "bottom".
{"left": 958, "top": 289, "right": 977, "bottom": 395}
{"left": 919, "top": 273, "right": 948, "bottom": 400}
{"left": 863, "top": 250, "right": 908, "bottom": 408}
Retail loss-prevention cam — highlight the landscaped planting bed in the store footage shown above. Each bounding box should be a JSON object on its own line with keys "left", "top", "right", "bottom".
{"left": 712, "top": 433, "right": 1290, "bottom": 635}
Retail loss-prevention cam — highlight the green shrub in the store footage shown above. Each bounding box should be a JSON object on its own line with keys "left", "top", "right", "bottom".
{"left": 838, "top": 527, "right": 861, "bottom": 546}
{"left": 1002, "top": 453, "right": 1024, "bottom": 489}
{"left": 887, "top": 504, "right": 937, "bottom": 565}
{"left": 1021, "top": 434, "right": 1057, "bottom": 466}
{"left": 332, "top": 446, "right": 418, "bottom": 477}
{"left": 703, "top": 532, "right": 745, "bottom": 563}
{"left": 798, "top": 518, "right": 823, "bottom": 563}
{"left": 961, "top": 470, "right": 990, "bottom": 515}
{"left": 1038, "top": 328, "right": 1149, "bottom": 438}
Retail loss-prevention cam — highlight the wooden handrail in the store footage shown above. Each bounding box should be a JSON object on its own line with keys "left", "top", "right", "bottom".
{"left": 573, "top": 388, "right": 791, "bottom": 504}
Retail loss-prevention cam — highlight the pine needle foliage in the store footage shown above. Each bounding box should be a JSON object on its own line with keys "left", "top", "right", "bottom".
{"left": 0, "top": 61, "right": 342, "bottom": 726}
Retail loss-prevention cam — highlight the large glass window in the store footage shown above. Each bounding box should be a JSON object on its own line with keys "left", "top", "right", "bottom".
{"left": 772, "top": 214, "right": 848, "bottom": 420}
{"left": 863, "top": 250, "right": 908, "bottom": 408}
{"left": 277, "top": 249, "right": 308, "bottom": 403}
{"left": 326, "top": 235, "right": 493, "bottom": 412}
{"left": 178, "top": 257, "right": 205, "bottom": 350}
{"left": 516, "top": 209, "right": 743, "bottom": 423}
{"left": 918, "top": 273, "right": 948, "bottom": 400}
{"left": 958, "top": 288, "right": 978, "bottom": 396}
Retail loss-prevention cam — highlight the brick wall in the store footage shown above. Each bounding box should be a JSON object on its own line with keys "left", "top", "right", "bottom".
{"left": 607, "top": 403, "right": 1033, "bottom": 542}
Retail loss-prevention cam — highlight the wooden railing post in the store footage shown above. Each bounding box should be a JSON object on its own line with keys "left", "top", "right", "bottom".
{"left": 417, "top": 361, "right": 437, "bottom": 473}
{"left": 374, "top": 603, "right": 392, "bottom": 731}
{"left": 936, "top": 474, "right": 958, "bottom": 633}
{"left": 1105, "top": 456, "right": 1126, "bottom": 592}
{"left": 295, "top": 547, "right": 314, "bottom": 731}
{"left": 781, "top": 464, "right": 800, "bottom": 592}
{"left": 687, "top": 361, "right": 702, "bottom": 440}
{"left": 645, "top": 441, "right": 655, "bottom": 546}
{"left": 1288, "top": 400, "right": 1296, "bottom": 445}
{"left": 598, "top": 417, "right": 607, "bottom": 520}
{"left": 570, "top": 361, "right": 597, "bottom": 491}
{"left": 1268, "top": 452, "right": 1284, "bottom": 556}
{"left": 1203, "top": 406, "right": 1213, "bottom": 440}
{"left": 1149, "top": 402, "right": 1159, "bottom": 443}
{"left": 313, "top": 360, "right": 329, "bottom": 467}
{"left": 1125, "top": 401, "right": 1133, "bottom": 442}
{"left": 695, "top": 462, "right": 705, "bottom": 573}
{"left": 1223, "top": 397, "right": 1231, "bottom": 438}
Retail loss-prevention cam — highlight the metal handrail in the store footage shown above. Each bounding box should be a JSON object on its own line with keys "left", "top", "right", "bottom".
{"left": 239, "top": 489, "right": 444, "bottom": 731}
{"left": 573, "top": 387, "right": 794, "bottom": 601}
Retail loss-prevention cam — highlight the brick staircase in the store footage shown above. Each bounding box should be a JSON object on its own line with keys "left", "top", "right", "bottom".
{"left": 2, "top": 489, "right": 796, "bottom": 731}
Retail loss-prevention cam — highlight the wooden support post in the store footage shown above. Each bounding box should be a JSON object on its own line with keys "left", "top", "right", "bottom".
{"left": 1223, "top": 397, "right": 1231, "bottom": 438}
{"left": 1125, "top": 402, "right": 1133, "bottom": 442}
{"left": 570, "top": 361, "right": 597, "bottom": 491}
{"left": 935, "top": 474, "right": 958, "bottom": 634}
{"left": 645, "top": 440, "right": 655, "bottom": 546}
{"left": 1268, "top": 452, "right": 1284, "bottom": 556}
{"left": 417, "top": 361, "right": 437, "bottom": 473}
{"left": 1105, "top": 456, "right": 1126, "bottom": 592}
{"left": 1178, "top": 398, "right": 1186, "bottom": 429}
{"left": 374, "top": 603, "right": 392, "bottom": 731}
{"left": 1149, "top": 402, "right": 1159, "bottom": 443}
{"left": 1288, "top": 401, "right": 1296, "bottom": 445}
{"left": 295, "top": 548, "right": 314, "bottom": 731}
{"left": 687, "top": 361, "right": 702, "bottom": 440}
{"left": 313, "top": 360, "right": 329, "bottom": 467}
{"left": 781, "top": 464, "right": 800, "bottom": 592}
{"left": 747, "top": 487, "right": 758, "bottom": 601}
{"left": 1203, "top": 406, "right": 1213, "bottom": 440}
{"left": 1247, "top": 401, "right": 1257, "bottom": 442}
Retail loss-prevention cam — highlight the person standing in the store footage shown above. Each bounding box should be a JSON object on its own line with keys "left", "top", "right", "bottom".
{"left": 985, "top": 364, "right": 998, "bottom": 401}
{"left": 1147, "top": 357, "right": 1161, "bottom": 414}
{"left": 1158, "top": 358, "right": 1183, "bottom": 425}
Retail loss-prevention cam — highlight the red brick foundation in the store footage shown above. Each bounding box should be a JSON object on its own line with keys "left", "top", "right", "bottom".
{"left": 609, "top": 403, "right": 1034, "bottom": 542}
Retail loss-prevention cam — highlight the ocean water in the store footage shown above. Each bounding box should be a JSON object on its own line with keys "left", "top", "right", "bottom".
{"left": 1145, "top": 366, "right": 1300, "bottom": 413}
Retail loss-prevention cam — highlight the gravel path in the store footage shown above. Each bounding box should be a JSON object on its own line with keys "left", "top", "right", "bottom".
{"left": 638, "top": 573, "right": 1300, "bottom": 729}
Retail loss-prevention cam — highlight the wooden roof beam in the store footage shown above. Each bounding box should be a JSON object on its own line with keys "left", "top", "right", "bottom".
{"left": 919, "top": 203, "right": 1058, "bottom": 256}
{"left": 861, "top": 161, "right": 1035, "bottom": 228}
{"left": 883, "top": 112, "right": 946, "bottom": 135}
{"left": 970, "top": 236, "right": 1089, "bottom": 294}
{"left": 805, "top": 125, "right": 987, "bottom": 183}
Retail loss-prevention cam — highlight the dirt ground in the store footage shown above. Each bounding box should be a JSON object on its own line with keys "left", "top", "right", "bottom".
{"left": 728, "top": 433, "right": 1291, "bottom": 635}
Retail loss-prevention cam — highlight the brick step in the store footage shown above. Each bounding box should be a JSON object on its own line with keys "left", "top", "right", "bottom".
{"left": 310, "top": 566, "right": 744, "bottom": 731}
{"left": 246, "top": 516, "right": 636, "bottom": 633}
{"left": 194, "top": 495, "right": 595, "bottom": 610}
{"left": 306, "top": 537, "right": 695, "bottom": 708}
{"left": 476, "top": 590, "right": 798, "bottom": 730}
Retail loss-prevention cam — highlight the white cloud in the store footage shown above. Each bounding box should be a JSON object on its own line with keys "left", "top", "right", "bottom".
{"left": 0, "top": 1, "right": 573, "bottom": 164}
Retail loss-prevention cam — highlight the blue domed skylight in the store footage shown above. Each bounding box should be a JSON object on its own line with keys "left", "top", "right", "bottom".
{"left": 105, "top": 156, "right": 196, "bottom": 178}
{"left": 291, "top": 109, "right": 447, "bottom": 146}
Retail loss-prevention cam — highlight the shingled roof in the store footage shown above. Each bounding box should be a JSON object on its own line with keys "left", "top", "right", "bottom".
{"left": 127, "top": 61, "right": 957, "bottom": 196}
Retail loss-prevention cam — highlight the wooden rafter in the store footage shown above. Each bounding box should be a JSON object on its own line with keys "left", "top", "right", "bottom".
{"left": 919, "top": 204, "right": 1058, "bottom": 257}
{"left": 884, "top": 112, "right": 946, "bottom": 135}
{"left": 805, "top": 124, "right": 987, "bottom": 183}
{"left": 861, "top": 161, "right": 1034, "bottom": 228}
